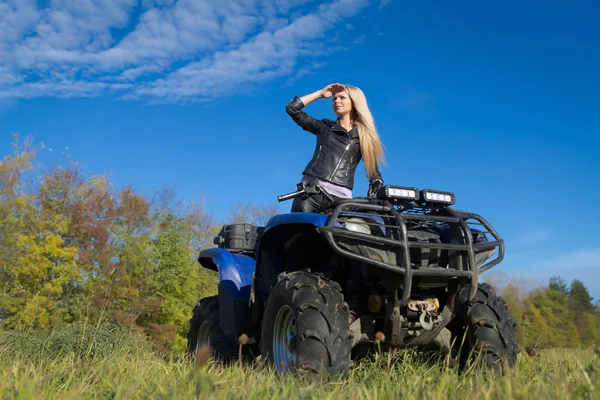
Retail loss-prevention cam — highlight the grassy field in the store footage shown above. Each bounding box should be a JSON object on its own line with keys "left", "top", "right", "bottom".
{"left": 1, "top": 322, "right": 598, "bottom": 399}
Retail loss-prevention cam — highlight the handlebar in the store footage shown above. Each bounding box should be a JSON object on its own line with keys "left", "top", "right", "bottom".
{"left": 277, "top": 182, "right": 335, "bottom": 204}
{"left": 277, "top": 189, "right": 306, "bottom": 202}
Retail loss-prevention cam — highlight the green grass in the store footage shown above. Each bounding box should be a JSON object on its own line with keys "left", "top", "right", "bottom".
{"left": 1, "top": 322, "right": 599, "bottom": 399}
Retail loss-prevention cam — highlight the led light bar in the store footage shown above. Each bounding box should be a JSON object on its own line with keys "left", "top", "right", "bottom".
{"left": 420, "top": 189, "right": 455, "bottom": 205}
{"left": 384, "top": 185, "right": 420, "bottom": 201}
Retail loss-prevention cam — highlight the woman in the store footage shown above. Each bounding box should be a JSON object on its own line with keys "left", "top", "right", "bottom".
{"left": 285, "top": 83, "right": 386, "bottom": 212}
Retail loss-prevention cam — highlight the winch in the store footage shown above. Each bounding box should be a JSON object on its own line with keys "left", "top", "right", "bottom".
{"left": 407, "top": 299, "right": 440, "bottom": 331}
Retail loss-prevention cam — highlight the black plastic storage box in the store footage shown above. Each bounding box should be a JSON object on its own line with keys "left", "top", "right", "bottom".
{"left": 214, "top": 223, "right": 264, "bottom": 252}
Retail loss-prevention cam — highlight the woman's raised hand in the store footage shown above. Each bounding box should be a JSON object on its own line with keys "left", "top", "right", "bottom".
{"left": 320, "top": 83, "right": 346, "bottom": 98}
{"left": 295, "top": 84, "right": 346, "bottom": 108}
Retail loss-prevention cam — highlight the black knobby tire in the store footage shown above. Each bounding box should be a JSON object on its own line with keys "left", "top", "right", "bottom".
{"left": 260, "top": 270, "right": 353, "bottom": 375}
{"left": 451, "top": 283, "right": 519, "bottom": 373}
{"left": 187, "top": 295, "right": 236, "bottom": 362}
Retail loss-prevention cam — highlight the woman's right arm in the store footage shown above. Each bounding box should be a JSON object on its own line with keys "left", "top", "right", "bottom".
{"left": 299, "top": 90, "right": 324, "bottom": 106}
{"left": 285, "top": 84, "right": 344, "bottom": 134}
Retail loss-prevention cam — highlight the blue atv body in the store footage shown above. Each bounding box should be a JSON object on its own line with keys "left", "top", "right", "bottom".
{"left": 188, "top": 183, "right": 518, "bottom": 375}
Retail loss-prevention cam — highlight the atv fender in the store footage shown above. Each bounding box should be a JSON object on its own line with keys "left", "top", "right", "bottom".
{"left": 198, "top": 248, "right": 255, "bottom": 344}
{"left": 198, "top": 248, "right": 255, "bottom": 300}
{"left": 263, "top": 212, "right": 330, "bottom": 232}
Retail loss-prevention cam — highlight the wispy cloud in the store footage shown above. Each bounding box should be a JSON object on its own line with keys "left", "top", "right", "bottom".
{"left": 379, "top": 0, "right": 392, "bottom": 8}
{"left": 486, "top": 247, "right": 600, "bottom": 297}
{"left": 0, "top": 0, "right": 374, "bottom": 103}
{"left": 396, "top": 83, "right": 437, "bottom": 111}
{"left": 504, "top": 247, "right": 600, "bottom": 277}
{"left": 515, "top": 227, "right": 555, "bottom": 245}
{"left": 543, "top": 248, "right": 600, "bottom": 271}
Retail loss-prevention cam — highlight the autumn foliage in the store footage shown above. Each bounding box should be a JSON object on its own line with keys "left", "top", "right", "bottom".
{"left": 0, "top": 136, "right": 226, "bottom": 351}
{"left": 489, "top": 274, "right": 600, "bottom": 350}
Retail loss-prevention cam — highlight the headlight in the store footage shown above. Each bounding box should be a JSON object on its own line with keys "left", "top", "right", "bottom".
{"left": 383, "top": 185, "right": 419, "bottom": 201}
{"left": 421, "top": 189, "right": 455, "bottom": 205}
{"left": 344, "top": 217, "right": 371, "bottom": 235}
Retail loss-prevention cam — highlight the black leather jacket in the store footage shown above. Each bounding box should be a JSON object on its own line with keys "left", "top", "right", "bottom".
{"left": 286, "top": 96, "right": 383, "bottom": 190}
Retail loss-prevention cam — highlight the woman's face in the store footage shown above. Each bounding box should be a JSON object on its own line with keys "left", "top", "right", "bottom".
{"left": 332, "top": 90, "right": 353, "bottom": 117}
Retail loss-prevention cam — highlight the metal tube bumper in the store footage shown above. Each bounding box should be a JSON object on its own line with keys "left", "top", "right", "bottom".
{"left": 317, "top": 199, "right": 504, "bottom": 303}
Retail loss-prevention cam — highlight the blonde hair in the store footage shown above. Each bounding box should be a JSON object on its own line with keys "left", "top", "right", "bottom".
{"left": 344, "top": 85, "right": 386, "bottom": 180}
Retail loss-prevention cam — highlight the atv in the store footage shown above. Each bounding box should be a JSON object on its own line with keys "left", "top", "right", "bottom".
{"left": 187, "top": 181, "right": 519, "bottom": 374}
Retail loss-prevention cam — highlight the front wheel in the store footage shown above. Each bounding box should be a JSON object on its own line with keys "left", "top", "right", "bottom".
{"left": 260, "top": 270, "right": 353, "bottom": 375}
{"left": 450, "top": 283, "right": 519, "bottom": 374}
{"left": 187, "top": 296, "right": 236, "bottom": 362}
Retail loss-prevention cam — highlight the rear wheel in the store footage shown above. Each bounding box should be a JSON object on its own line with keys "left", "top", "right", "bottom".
{"left": 260, "top": 270, "right": 353, "bottom": 375}
{"left": 187, "top": 296, "right": 236, "bottom": 362}
{"left": 450, "top": 283, "right": 519, "bottom": 374}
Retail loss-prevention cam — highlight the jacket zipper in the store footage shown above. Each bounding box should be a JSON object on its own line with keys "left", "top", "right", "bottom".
{"left": 329, "top": 143, "right": 350, "bottom": 180}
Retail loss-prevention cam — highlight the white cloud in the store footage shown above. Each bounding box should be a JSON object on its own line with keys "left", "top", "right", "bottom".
{"left": 13, "top": 0, "right": 137, "bottom": 68}
{"left": 0, "top": 0, "right": 375, "bottom": 103}
{"left": 0, "top": 0, "right": 40, "bottom": 50}
{"left": 128, "top": 0, "right": 369, "bottom": 102}
{"left": 0, "top": 66, "right": 21, "bottom": 85}
{"left": 0, "top": 79, "right": 110, "bottom": 100}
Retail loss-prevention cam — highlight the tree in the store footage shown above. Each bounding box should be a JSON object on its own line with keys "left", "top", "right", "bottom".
{"left": 186, "top": 199, "right": 219, "bottom": 253}
{"left": 228, "top": 202, "right": 280, "bottom": 226}
{"left": 36, "top": 163, "right": 117, "bottom": 322}
{"left": 0, "top": 137, "right": 81, "bottom": 328}
{"left": 549, "top": 276, "right": 568, "bottom": 294}
{"left": 569, "top": 279, "right": 595, "bottom": 313}
{"left": 144, "top": 211, "right": 209, "bottom": 350}
{"left": 574, "top": 312, "right": 600, "bottom": 346}
{"left": 0, "top": 134, "right": 36, "bottom": 201}
{"left": 98, "top": 186, "right": 158, "bottom": 331}
{"left": 521, "top": 301, "right": 551, "bottom": 348}
{"left": 528, "top": 287, "right": 580, "bottom": 347}
{"left": 0, "top": 192, "right": 80, "bottom": 328}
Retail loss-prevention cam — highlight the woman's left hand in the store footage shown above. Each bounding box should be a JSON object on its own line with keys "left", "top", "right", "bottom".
{"left": 368, "top": 180, "right": 384, "bottom": 199}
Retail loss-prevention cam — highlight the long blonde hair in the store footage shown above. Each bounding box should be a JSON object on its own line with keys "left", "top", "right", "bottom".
{"left": 344, "top": 85, "right": 386, "bottom": 180}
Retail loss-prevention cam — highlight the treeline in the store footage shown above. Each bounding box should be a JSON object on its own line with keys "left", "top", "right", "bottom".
{"left": 0, "top": 136, "right": 278, "bottom": 351}
{"left": 1, "top": 135, "right": 598, "bottom": 351}
{"left": 491, "top": 275, "right": 600, "bottom": 349}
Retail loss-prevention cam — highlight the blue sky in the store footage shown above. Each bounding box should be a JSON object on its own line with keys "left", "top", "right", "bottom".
{"left": 1, "top": 0, "right": 599, "bottom": 296}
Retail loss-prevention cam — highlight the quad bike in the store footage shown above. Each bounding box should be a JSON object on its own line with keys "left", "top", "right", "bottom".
{"left": 187, "top": 181, "right": 519, "bottom": 374}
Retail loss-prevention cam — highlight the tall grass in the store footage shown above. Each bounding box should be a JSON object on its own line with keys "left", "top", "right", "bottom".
{"left": 1, "top": 322, "right": 599, "bottom": 399}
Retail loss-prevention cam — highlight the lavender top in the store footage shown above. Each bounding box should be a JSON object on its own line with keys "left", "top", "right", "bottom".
{"left": 301, "top": 174, "right": 352, "bottom": 199}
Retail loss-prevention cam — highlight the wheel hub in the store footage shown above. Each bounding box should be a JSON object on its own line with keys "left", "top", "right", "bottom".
{"left": 273, "top": 305, "right": 297, "bottom": 373}
{"left": 197, "top": 321, "right": 211, "bottom": 348}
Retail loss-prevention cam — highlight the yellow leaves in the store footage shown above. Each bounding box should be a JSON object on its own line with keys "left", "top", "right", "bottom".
{"left": 13, "top": 195, "right": 29, "bottom": 209}
{"left": 0, "top": 135, "right": 36, "bottom": 198}
{"left": 89, "top": 174, "right": 109, "bottom": 189}
{"left": 6, "top": 218, "right": 80, "bottom": 327}
{"left": 14, "top": 231, "right": 77, "bottom": 272}
{"left": 17, "top": 295, "right": 51, "bottom": 329}
{"left": 42, "top": 233, "right": 78, "bottom": 259}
